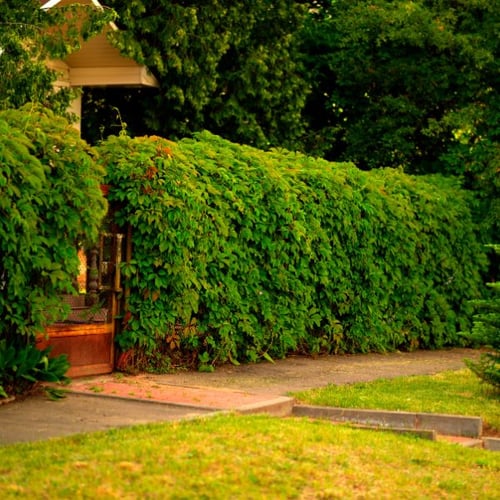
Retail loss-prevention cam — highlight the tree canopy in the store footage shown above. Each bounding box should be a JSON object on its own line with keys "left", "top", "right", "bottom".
{"left": 1, "top": 1, "right": 498, "bottom": 238}
{"left": 300, "top": 0, "right": 499, "bottom": 172}
{"left": 82, "top": 0, "right": 309, "bottom": 150}
{"left": 300, "top": 0, "right": 499, "bottom": 241}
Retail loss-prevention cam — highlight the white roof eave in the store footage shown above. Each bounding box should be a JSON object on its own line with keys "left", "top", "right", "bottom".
{"left": 41, "top": 0, "right": 104, "bottom": 10}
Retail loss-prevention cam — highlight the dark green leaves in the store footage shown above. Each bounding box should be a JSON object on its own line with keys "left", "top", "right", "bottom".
{"left": 83, "top": 0, "right": 308, "bottom": 150}
{"left": 300, "top": 0, "right": 499, "bottom": 175}
{"left": 100, "top": 131, "right": 486, "bottom": 369}
{"left": 0, "top": 340, "right": 70, "bottom": 398}
{"left": 0, "top": 106, "right": 106, "bottom": 344}
{"left": 0, "top": 1, "right": 114, "bottom": 114}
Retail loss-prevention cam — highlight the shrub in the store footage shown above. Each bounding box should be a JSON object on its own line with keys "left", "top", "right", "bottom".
{"left": 0, "top": 105, "right": 106, "bottom": 396}
{"left": 465, "top": 244, "right": 500, "bottom": 391}
{"left": 99, "top": 131, "right": 486, "bottom": 369}
{"left": 0, "top": 340, "right": 70, "bottom": 398}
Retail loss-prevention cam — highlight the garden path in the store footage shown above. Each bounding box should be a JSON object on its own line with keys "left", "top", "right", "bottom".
{"left": 0, "top": 348, "right": 482, "bottom": 445}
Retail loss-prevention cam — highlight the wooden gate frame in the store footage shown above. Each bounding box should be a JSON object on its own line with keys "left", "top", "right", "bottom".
{"left": 38, "top": 232, "right": 125, "bottom": 378}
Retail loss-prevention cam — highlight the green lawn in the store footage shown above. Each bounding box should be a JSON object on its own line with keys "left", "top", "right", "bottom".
{"left": 293, "top": 369, "right": 500, "bottom": 433}
{"left": 0, "top": 414, "right": 498, "bottom": 499}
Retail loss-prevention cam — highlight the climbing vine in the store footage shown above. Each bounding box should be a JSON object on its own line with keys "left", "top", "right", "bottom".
{"left": 99, "top": 132, "right": 486, "bottom": 370}
{"left": 0, "top": 106, "right": 106, "bottom": 396}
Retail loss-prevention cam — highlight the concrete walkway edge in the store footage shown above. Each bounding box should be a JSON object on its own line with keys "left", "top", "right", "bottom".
{"left": 292, "top": 405, "right": 483, "bottom": 438}
{"left": 64, "top": 388, "right": 500, "bottom": 451}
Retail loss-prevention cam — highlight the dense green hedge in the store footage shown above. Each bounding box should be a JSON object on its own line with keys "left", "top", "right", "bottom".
{"left": 99, "top": 131, "right": 486, "bottom": 369}
{"left": 0, "top": 106, "right": 106, "bottom": 344}
{"left": 0, "top": 106, "right": 106, "bottom": 396}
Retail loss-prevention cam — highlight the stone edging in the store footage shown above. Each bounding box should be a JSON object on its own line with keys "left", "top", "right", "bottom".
{"left": 291, "top": 405, "right": 483, "bottom": 437}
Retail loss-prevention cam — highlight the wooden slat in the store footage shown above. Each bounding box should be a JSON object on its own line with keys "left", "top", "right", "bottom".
{"left": 43, "top": 323, "right": 113, "bottom": 337}
{"left": 67, "top": 363, "right": 113, "bottom": 378}
{"left": 38, "top": 323, "right": 114, "bottom": 378}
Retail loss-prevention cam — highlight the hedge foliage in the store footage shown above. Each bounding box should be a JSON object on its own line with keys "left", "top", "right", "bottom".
{"left": 465, "top": 244, "right": 500, "bottom": 391}
{"left": 0, "top": 106, "right": 106, "bottom": 345}
{"left": 99, "top": 131, "right": 486, "bottom": 368}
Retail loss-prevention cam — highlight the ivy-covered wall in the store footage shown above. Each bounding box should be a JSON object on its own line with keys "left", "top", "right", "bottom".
{"left": 0, "top": 106, "right": 106, "bottom": 345}
{"left": 98, "top": 131, "right": 486, "bottom": 369}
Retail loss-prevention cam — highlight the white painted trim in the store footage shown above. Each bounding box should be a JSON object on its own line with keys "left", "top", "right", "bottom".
{"left": 41, "top": 0, "right": 63, "bottom": 9}
{"left": 41, "top": 0, "right": 104, "bottom": 10}
{"left": 69, "top": 66, "right": 158, "bottom": 87}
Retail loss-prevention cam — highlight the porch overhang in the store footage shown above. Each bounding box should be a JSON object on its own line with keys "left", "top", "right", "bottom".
{"left": 42, "top": 0, "right": 159, "bottom": 89}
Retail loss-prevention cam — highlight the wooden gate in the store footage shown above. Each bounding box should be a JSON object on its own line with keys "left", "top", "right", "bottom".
{"left": 38, "top": 233, "right": 125, "bottom": 377}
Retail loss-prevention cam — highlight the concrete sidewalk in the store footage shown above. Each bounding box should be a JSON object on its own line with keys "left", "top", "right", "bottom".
{"left": 0, "top": 348, "right": 483, "bottom": 445}
{"left": 0, "top": 393, "right": 214, "bottom": 445}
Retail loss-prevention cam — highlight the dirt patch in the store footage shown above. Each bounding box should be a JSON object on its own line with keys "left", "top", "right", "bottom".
{"left": 482, "top": 423, "right": 500, "bottom": 438}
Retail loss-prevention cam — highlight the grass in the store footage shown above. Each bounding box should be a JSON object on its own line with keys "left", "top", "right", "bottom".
{"left": 293, "top": 369, "right": 500, "bottom": 433}
{"left": 0, "top": 414, "right": 499, "bottom": 499}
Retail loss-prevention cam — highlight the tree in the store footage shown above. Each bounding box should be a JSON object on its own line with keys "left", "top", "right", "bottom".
{"left": 81, "top": 0, "right": 309, "bottom": 150}
{"left": 465, "top": 245, "right": 500, "bottom": 392}
{"left": 300, "top": 0, "right": 499, "bottom": 174}
{"left": 0, "top": 0, "right": 113, "bottom": 115}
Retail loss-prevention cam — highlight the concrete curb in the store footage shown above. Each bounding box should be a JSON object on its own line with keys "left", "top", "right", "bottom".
{"left": 68, "top": 389, "right": 220, "bottom": 413}
{"left": 292, "top": 405, "right": 483, "bottom": 438}
{"left": 348, "top": 424, "right": 437, "bottom": 441}
{"left": 237, "top": 397, "right": 295, "bottom": 417}
{"left": 67, "top": 389, "right": 496, "bottom": 450}
{"left": 483, "top": 437, "right": 500, "bottom": 451}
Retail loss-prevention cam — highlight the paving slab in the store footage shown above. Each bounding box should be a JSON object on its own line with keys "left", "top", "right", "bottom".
{"left": 437, "top": 435, "right": 485, "bottom": 449}
{"left": 68, "top": 376, "right": 285, "bottom": 410}
{"left": 0, "top": 381, "right": 296, "bottom": 445}
{"left": 0, "top": 393, "right": 213, "bottom": 445}
{"left": 142, "top": 348, "right": 482, "bottom": 395}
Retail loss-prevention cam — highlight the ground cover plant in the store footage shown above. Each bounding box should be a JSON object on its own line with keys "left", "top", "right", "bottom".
{"left": 99, "top": 131, "right": 486, "bottom": 370}
{"left": 293, "top": 369, "right": 500, "bottom": 434}
{"left": 0, "top": 414, "right": 498, "bottom": 498}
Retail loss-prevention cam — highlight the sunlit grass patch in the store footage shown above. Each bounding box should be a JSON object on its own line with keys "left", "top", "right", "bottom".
{"left": 293, "top": 369, "right": 500, "bottom": 432}
{"left": 0, "top": 414, "right": 498, "bottom": 499}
